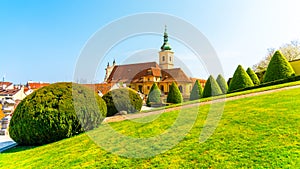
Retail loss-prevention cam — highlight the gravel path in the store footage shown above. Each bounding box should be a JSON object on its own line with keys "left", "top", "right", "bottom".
{"left": 103, "top": 85, "right": 300, "bottom": 123}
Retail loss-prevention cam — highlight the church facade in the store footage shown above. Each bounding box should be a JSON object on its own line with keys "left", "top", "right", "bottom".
{"left": 104, "top": 27, "right": 205, "bottom": 98}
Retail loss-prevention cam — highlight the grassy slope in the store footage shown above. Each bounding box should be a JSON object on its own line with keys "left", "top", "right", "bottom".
{"left": 1, "top": 87, "right": 300, "bottom": 168}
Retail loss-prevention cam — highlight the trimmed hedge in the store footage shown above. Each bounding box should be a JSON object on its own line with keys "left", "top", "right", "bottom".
{"left": 202, "top": 75, "right": 223, "bottom": 98}
{"left": 216, "top": 74, "right": 228, "bottom": 94}
{"left": 146, "top": 83, "right": 161, "bottom": 106}
{"left": 167, "top": 82, "right": 183, "bottom": 104}
{"left": 102, "top": 88, "right": 142, "bottom": 117}
{"left": 263, "top": 50, "right": 295, "bottom": 83}
{"left": 190, "top": 80, "right": 203, "bottom": 101}
{"left": 9, "top": 82, "right": 107, "bottom": 146}
{"left": 246, "top": 67, "right": 260, "bottom": 86}
{"left": 228, "top": 74, "right": 300, "bottom": 93}
{"left": 228, "top": 65, "right": 254, "bottom": 92}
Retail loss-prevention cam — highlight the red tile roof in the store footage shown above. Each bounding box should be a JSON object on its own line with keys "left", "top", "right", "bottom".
{"left": 161, "top": 68, "right": 192, "bottom": 83}
{"left": 27, "top": 82, "right": 50, "bottom": 89}
{"left": 107, "top": 62, "right": 196, "bottom": 84}
{"left": 83, "top": 83, "right": 113, "bottom": 95}
{"left": 190, "top": 78, "right": 206, "bottom": 87}
{"left": 0, "top": 82, "right": 13, "bottom": 89}
{"left": 0, "top": 89, "right": 21, "bottom": 96}
{"left": 107, "top": 62, "right": 159, "bottom": 83}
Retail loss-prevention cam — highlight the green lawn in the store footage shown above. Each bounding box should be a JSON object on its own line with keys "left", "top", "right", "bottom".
{"left": 1, "top": 87, "right": 300, "bottom": 168}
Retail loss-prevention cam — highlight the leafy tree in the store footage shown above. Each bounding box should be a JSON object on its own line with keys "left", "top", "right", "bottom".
{"left": 189, "top": 80, "right": 203, "bottom": 100}
{"left": 253, "top": 40, "right": 300, "bottom": 72}
{"left": 146, "top": 83, "right": 161, "bottom": 106}
{"left": 167, "top": 82, "right": 183, "bottom": 104}
{"left": 103, "top": 88, "right": 143, "bottom": 116}
{"left": 263, "top": 50, "right": 295, "bottom": 83}
{"left": 228, "top": 65, "right": 254, "bottom": 92}
{"left": 9, "top": 83, "right": 107, "bottom": 146}
{"left": 216, "top": 74, "right": 228, "bottom": 94}
{"left": 202, "top": 75, "right": 222, "bottom": 98}
{"left": 246, "top": 67, "right": 260, "bottom": 86}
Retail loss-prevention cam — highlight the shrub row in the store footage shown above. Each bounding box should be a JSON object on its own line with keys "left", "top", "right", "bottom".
{"left": 228, "top": 74, "right": 300, "bottom": 93}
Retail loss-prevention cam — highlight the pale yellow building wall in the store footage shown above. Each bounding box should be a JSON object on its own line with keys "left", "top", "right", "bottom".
{"left": 290, "top": 60, "right": 300, "bottom": 75}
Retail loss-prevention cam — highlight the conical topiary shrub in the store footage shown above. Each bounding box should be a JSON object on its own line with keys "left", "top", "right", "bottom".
{"left": 202, "top": 75, "right": 223, "bottom": 98}
{"left": 228, "top": 65, "right": 254, "bottom": 92}
{"left": 167, "top": 82, "right": 183, "bottom": 104}
{"left": 263, "top": 50, "right": 295, "bottom": 83}
{"left": 189, "top": 80, "right": 203, "bottom": 101}
{"left": 246, "top": 67, "right": 260, "bottom": 86}
{"left": 216, "top": 74, "right": 228, "bottom": 94}
{"left": 146, "top": 83, "right": 161, "bottom": 106}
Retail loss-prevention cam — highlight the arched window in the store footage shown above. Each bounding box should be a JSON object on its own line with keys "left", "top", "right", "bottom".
{"left": 178, "top": 85, "right": 183, "bottom": 93}
{"left": 162, "top": 56, "right": 165, "bottom": 61}
{"left": 170, "top": 57, "right": 172, "bottom": 62}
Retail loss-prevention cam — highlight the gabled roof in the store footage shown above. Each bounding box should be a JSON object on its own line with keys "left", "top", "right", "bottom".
{"left": 161, "top": 68, "right": 192, "bottom": 83}
{"left": 0, "top": 89, "right": 21, "bottom": 96}
{"left": 107, "top": 62, "right": 159, "bottom": 83}
{"left": 289, "top": 58, "right": 300, "bottom": 62}
{"left": 0, "top": 82, "right": 13, "bottom": 89}
{"left": 130, "top": 67, "right": 162, "bottom": 83}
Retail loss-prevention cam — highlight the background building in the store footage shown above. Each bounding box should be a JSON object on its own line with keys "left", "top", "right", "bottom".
{"left": 104, "top": 27, "right": 206, "bottom": 99}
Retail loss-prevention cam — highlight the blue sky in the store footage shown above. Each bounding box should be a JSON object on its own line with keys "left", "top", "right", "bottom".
{"left": 1, "top": 0, "right": 300, "bottom": 84}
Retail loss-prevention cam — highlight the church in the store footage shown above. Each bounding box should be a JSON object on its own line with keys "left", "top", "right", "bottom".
{"left": 103, "top": 27, "right": 205, "bottom": 99}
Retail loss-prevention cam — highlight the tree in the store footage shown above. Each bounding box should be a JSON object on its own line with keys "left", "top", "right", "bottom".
{"left": 146, "top": 83, "right": 161, "bottom": 106}
{"left": 246, "top": 67, "right": 260, "bottom": 86}
{"left": 263, "top": 50, "right": 295, "bottom": 83}
{"left": 202, "top": 75, "right": 223, "bottom": 98}
{"left": 167, "top": 82, "right": 183, "bottom": 104}
{"left": 216, "top": 74, "right": 228, "bottom": 94}
{"left": 253, "top": 40, "right": 300, "bottom": 72}
{"left": 189, "top": 80, "right": 203, "bottom": 101}
{"left": 228, "top": 65, "right": 254, "bottom": 92}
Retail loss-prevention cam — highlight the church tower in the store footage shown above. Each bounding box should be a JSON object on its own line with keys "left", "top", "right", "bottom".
{"left": 104, "top": 59, "right": 116, "bottom": 82}
{"left": 159, "top": 26, "right": 174, "bottom": 69}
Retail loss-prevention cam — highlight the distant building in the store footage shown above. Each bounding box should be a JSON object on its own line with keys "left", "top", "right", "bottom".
{"left": 24, "top": 81, "right": 50, "bottom": 96}
{"left": 0, "top": 83, "right": 26, "bottom": 101}
{"left": 83, "top": 83, "right": 114, "bottom": 97}
{"left": 289, "top": 59, "right": 300, "bottom": 75}
{"left": 0, "top": 82, "right": 14, "bottom": 90}
{"left": 0, "top": 81, "right": 50, "bottom": 135}
{"left": 0, "top": 95, "right": 22, "bottom": 135}
{"left": 104, "top": 27, "right": 206, "bottom": 98}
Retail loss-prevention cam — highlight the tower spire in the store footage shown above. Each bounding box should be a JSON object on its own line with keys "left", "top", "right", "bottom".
{"left": 164, "top": 25, "right": 168, "bottom": 43}
{"left": 161, "top": 25, "right": 172, "bottom": 51}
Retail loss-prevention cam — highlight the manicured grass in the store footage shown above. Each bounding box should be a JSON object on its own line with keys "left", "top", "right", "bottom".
{"left": 1, "top": 87, "right": 300, "bottom": 168}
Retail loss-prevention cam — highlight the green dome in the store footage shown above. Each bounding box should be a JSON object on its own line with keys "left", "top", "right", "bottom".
{"left": 161, "top": 42, "right": 172, "bottom": 50}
